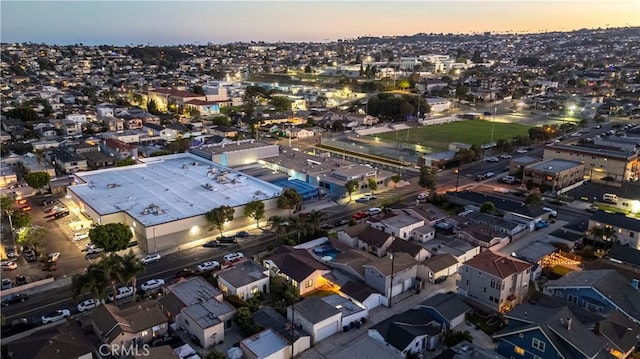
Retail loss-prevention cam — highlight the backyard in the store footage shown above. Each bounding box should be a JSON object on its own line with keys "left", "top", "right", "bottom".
{"left": 374, "top": 120, "right": 531, "bottom": 152}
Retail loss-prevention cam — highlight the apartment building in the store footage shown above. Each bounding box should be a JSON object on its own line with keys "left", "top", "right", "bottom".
{"left": 543, "top": 143, "right": 639, "bottom": 182}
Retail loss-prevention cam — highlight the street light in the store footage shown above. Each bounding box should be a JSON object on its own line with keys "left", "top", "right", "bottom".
{"left": 388, "top": 252, "right": 395, "bottom": 308}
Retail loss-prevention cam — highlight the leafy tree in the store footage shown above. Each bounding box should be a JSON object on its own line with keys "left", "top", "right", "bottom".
{"left": 6, "top": 107, "right": 38, "bottom": 122}
{"left": 277, "top": 188, "right": 302, "bottom": 214}
{"left": 206, "top": 351, "right": 227, "bottom": 359}
{"left": 289, "top": 216, "right": 309, "bottom": 244}
{"left": 206, "top": 205, "right": 235, "bottom": 236}
{"left": 0, "top": 196, "right": 14, "bottom": 217}
{"left": 24, "top": 172, "right": 51, "bottom": 190}
{"left": 480, "top": 201, "right": 496, "bottom": 214}
{"left": 443, "top": 329, "right": 473, "bottom": 347}
{"left": 244, "top": 200, "right": 265, "bottom": 228}
{"left": 115, "top": 158, "right": 137, "bottom": 167}
{"left": 89, "top": 223, "right": 133, "bottom": 252}
{"left": 192, "top": 85, "right": 205, "bottom": 95}
{"left": 234, "top": 307, "right": 262, "bottom": 336}
{"left": 269, "top": 96, "right": 291, "bottom": 112}
{"left": 587, "top": 226, "right": 616, "bottom": 248}
{"left": 418, "top": 165, "right": 437, "bottom": 190}
{"left": 166, "top": 138, "right": 190, "bottom": 153}
{"left": 117, "top": 250, "right": 145, "bottom": 303}
{"left": 345, "top": 179, "right": 359, "bottom": 202}
{"left": 524, "top": 193, "right": 542, "bottom": 206}
{"left": 16, "top": 225, "right": 47, "bottom": 252}
{"left": 306, "top": 210, "right": 327, "bottom": 232}
{"left": 12, "top": 211, "right": 31, "bottom": 229}
{"left": 146, "top": 99, "right": 160, "bottom": 115}
{"left": 72, "top": 263, "right": 109, "bottom": 301}
{"left": 367, "top": 178, "right": 378, "bottom": 194}
{"left": 150, "top": 150, "right": 172, "bottom": 157}
{"left": 525, "top": 179, "right": 534, "bottom": 191}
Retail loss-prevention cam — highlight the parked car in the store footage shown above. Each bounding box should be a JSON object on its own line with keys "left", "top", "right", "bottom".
{"left": 417, "top": 192, "right": 429, "bottom": 201}
{"left": 217, "top": 236, "right": 237, "bottom": 244}
{"left": 15, "top": 274, "right": 31, "bottom": 286}
{"left": 434, "top": 276, "right": 448, "bottom": 284}
{"left": 77, "top": 299, "right": 103, "bottom": 312}
{"left": 20, "top": 206, "right": 31, "bottom": 212}
{"left": 500, "top": 154, "right": 513, "bottom": 159}
{"left": 140, "top": 279, "right": 165, "bottom": 291}
{"left": 535, "top": 220, "right": 550, "bottom": 230}
{"left": 234, "top": 231, "right": 251, "bottom": 238}
{"left": 1, "top": 278, "right": 13, "bottom": 290}
{"left": 40, "top": 199, "right": 56, "bottom": 206}
{"left": 1, "top": 261, "right": 18, "bottom": 270}
{"left": 320, "top": 223, "right": 335, "bottom": 230}
{"left": 367, "top": 207, "right": 382, "bottom": 216}
{"left": 516, "top": 149, "right": 528, "bottom": 154}
{"left": 6, "top": 247, "right": 17, "bottom": 258}
{"left": 1, "top": 293, "right": 28, "bottom": 307}
{"left": 47, "top": 252, "right": 61, "bottom": 263}
{"left": 542, "top": 207, "right": 558, "bottom": 217}
{"left": 586, "top": 205, "right": 599, "bottom": 213}
{"left": 475, "top": 174, "right": 485, "bottom": 181}
{"left": 53, "top": 211, "right": 70, "bottom": 219}
{"left": 140, "top": 253, "right": 161, "bottom": 265}
{"left": 41, "top": 309, "right": 71, "bottom": 324}
{"left": 486, "top": 156, "right": 499, "bottom": 162}
{"left": 73, "top": 232, "right": 89, "bottom": 241}
{"left": 17, "top": 199, "right": 27, "bottom": 205}
{"left": 107, "top": 287, "right": 134, "bottom": 302}
{"left": 175, "top": 268, "right": 196, "bottom": 279}
{"left": 352, "top": 211, "right": 368, "bottom": 220}
{"left": 334, "top": 219, "right": 350, "bottom": 227}
{"left": 223, "top": 252, "right": 245, "bottom": 263}
{"left": 85, "top": 245, "right": 104, "bottom": 255}
{"left": 202, "top": 240, "right": 221, "bottom": 248}
{"left": 24, "top": 249, "right": 37, "bottom": 262}
{"left": 484, "top": 172, "right": 495, "bottom": 178}
{"left": 197, "top": 261, "right": 221, "bottom": 272}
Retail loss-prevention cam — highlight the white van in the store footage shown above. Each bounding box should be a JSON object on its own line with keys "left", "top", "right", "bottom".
{"left": 602, "top": 193, "right": 618, "bottom": 203}
{"left": 367, "top": 207, "right": 382, "bottom": 216}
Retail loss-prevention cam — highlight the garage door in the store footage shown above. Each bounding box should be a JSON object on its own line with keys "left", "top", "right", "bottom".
{"left": 391, "top": 283, "right": 403, "bottom": 296}
{"left": 315, "top": 322, "right": 337, "bottom": 342}
{"left": 403, "top": 278, "right": 413, "bottom": 292}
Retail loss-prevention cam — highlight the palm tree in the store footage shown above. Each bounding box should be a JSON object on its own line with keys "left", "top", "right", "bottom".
{"left": 101, "top": 254, "right": 124, "bottom": 302}
{"left": 307, "top": 210, "right": 327, "bottom": 232}
{"left": 268, "top": 215, "right": 289, "bottom": 245}
{"left": 72, "top": 264, "right": 108, "bottom": 301}
{"left": 289, "top": 216, "right": 309, "bottom": 244}
{"left": 587, "top": 226, "right": 617, "bottom": 249}
{"left": 118, "top": 250, "right": 145, "bottom": 303}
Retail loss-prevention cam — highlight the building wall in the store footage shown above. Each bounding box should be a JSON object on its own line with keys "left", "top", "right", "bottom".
{"left": 543, "top": 287, "right": 618, "bottom": 318}
{"left": 100, "top": 322, "right": 168, "bottom": 349}
{"left": 177, "top": 312, "right": 225, "bottom": 349}
{"left": 543, "top": 147, "right": 638, "bottom": 182}
{"left": 371, "top": 221, "right": 425, "bottom": 240}
{"left": 523, "top": 163, "right": 585, "bottom": 192}
{"left": 219, "top": 275, "right": 270, "bottom": 300}
{"left": 496, "top": 329, "right": 562, "bottom": 359}
{"left": 364, "top": 265, "right": 417, "bottom": 299}
{"left": 288, "top": 310, "right": 341, "bottom": 344}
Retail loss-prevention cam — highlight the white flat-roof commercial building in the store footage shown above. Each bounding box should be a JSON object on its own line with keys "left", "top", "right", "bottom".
{"left": 67, "top": 153, "right": 282, "bottom": 252}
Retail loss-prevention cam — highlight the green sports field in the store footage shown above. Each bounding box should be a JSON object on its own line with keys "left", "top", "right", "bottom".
{"left": 375, "top": 120, "right": 531, "bottom": 153}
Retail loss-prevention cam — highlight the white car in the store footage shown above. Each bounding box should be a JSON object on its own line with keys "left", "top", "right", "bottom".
{"left": 367, "top": 207, "right": 382, "bottom": 216}
{"left": 140, "top": 279, "right": 165, "bottom": 291}
{"left": 516, "top": 149, "right": 528, "bottom": 154}
{"left": 486, "top": 156, "right": 499, "bottom": 162}
{"left": 140, "top": 253, "right": 161, "bottom": 265}
{"left": 41, "top": 309, "right": 71, "bottom": 324}
{"left": 500, "top": 154, "right": 512, "bottom": 159}
{"left": 197, "top": 261, "right": 221, "bottom": 272}
{"left": 86, "top": 245, "right": 104, "bottom": 255}
{"left": 543, "top": 207, "right": 558, "bottom": 217}
{"left": 223, "top": 252, "right": 245, "bottom": 263}
{"left": 73, "top": 232, "right": 89, "bottom": 241}
{"left": 48, "top": 252, "right": 61, "bottom": 262}
{"left": 107, "top": 286, "right": 134, "bottom": 302}
{"left": 77, "top": 299, "right": 103, "bottom": 312}
{"left": 1, "top": 261, "right": 18, "bottom": 270}
{"left": 417, "top": 192, "right": 428, "bottom": 201}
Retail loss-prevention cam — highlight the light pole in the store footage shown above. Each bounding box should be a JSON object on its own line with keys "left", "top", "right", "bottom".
{"left": 388, "top": 252, "right": 395, "bottom": 308}
{"left": 489, "top": 106, "right": 496, "bottom": 155}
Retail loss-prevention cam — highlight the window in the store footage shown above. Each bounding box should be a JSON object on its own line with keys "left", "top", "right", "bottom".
{"left": 484, "top": 287, "right": 487, "bottom": 293}
{"left": 630, "top": 232, "right": 635, "bottom": 238}
{"left": 305, "top": 279, "right": 313, "bottom": 288}
{"left": 489, "top": 296, "right": 493, "bottom": 302}
{"left": 567, "top": 294, "right": 577, "bottom": 304}
{"left": 514, "top": 346, "right": 525, "bottom": 355}
{"left": 532, "top": 338, "right": 546, "bottom": 352}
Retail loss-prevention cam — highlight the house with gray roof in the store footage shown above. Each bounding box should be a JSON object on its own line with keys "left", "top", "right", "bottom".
{"left": 89, "top": 301, "right": 169, "bottom": 351}
{"left": 419, "top": 292, "right": 471, "bottom": 329}
{"left": 263, "top": 246, "right": 331, "bottom": 296}
{"left": 216, "top": 259, "right": 269, "bottom": 300}
{"left": 252, "top": 307, "right": 311, "bottom": 357}
{"left": 159, "top": 276, "right": 235, "bottom": 349}
{"left": 589, "top": 211, "right": 640, "bottom": 250}
{"left": 543, "top": 269, "right": 640, "bottom": 324}
{"left": 369, "top": 308, "right": 444, "bottom": 356}
{"left": 287, "top": 296, "right": 342, "bottom": 344}
{"left": 356, "top": 226, "right": 396, "bottom": 257}
{"left": 421, "top": 253, "right": 460, "bottom": 282}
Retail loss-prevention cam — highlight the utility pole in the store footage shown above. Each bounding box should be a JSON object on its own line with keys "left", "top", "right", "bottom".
{"left": 388, "top": 252, "right": 395, "bottom": 308}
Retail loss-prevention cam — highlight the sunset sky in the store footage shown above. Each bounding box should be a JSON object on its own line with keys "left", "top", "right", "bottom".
{"left": 1, "top": 1, "right": 638, "bottom": 45}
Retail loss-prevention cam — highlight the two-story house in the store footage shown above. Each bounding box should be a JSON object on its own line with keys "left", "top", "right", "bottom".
{"left": 369, "top": 309, "right": 444, "bottom": 356}
{"left": 159, "top": 276, "right": 236, "bottom": 349}
{"left": 457, "top": 249, "right": 532, "bottom": 313}
{"left": 50, "top": 148, "right": 88, "bottom": 174}
{"left": 143, "top": 123, "right": 179, "bottom": 142}
{"left": 364, "top": 252, "right": 418, "bottom": 306}
{"left": 543, "top": 269, "right": 640, "bottom": 324}
{"left": 368, "top": 211, "right": 425, "bottom": 240}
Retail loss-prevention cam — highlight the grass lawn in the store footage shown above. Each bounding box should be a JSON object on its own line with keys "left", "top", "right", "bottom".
{"left": 375, "top": 120, "right": 531, "bottom": 152}
{"left": 467, "top": 312, "right": 503, "bottom": 335}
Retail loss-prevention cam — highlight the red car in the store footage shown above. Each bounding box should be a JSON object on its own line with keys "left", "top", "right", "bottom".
{"left": 17, "top": 199, "right": 27, "bottom": 205}
{"left": 352, "top": 211, "right": 369, "bottom": 220}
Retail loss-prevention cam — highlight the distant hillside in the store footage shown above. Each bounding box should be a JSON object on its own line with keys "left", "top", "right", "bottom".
{"left": 126, "top": 47, "right": 191, "bottom": 68}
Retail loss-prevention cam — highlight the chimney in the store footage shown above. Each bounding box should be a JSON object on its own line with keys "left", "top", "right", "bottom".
{"left": 566, "top": 318, "right": 572, "bottom": 330}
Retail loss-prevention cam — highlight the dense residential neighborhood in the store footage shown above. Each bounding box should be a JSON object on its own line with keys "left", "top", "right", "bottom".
{"left": 1, "top": 18, "right": 640, "bottom": 359}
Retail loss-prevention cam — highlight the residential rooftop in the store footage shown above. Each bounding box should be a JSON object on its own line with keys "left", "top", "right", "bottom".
{"left": 527, "top": 158, "right": 583, "bottom": 172}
